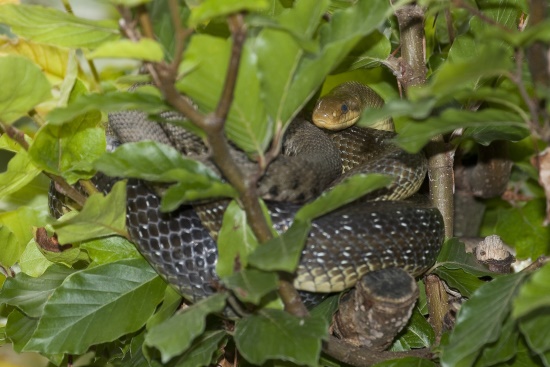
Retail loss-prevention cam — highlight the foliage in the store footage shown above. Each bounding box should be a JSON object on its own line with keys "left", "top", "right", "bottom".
{"left": 0, "top": 0, "right": 549, "bottom": 366}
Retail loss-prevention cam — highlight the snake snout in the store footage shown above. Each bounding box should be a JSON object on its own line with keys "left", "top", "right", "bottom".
{"left": 311, "top": 101, "right": 333, "bottom": 129}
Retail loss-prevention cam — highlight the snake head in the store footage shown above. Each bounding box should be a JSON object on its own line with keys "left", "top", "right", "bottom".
{"left": 312, "top": 96, "right": 360, "bottom": 131}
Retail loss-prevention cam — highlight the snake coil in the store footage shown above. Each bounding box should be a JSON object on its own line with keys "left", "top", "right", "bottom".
{"left": 50, "top": 82, "right": 445, "bottom": 305}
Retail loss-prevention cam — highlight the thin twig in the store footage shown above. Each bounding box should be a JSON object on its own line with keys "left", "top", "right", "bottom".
{"left": 213, "top": 14, "right": 246, "bottom": 125}
{"left": 521, "top": 256, "right": 550, "bottom": 273}
{"left": 452, "top": 0, "right": 511, "bottom": 32}
{"left": 168, "top": 0, "right": 191, "bottom": 70}
{"left": 509, "top": 49, "right": 545, "bottom": 139}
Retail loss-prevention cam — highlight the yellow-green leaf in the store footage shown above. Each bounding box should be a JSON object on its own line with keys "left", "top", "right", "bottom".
{"left": 52, "top": 180, "right": 128, "bottom": 244}
{"left": 0, "top": 55, "right": 51, "bottom": 123}
{"left": 88, "top": 38, "right": 165, "bottom": 62}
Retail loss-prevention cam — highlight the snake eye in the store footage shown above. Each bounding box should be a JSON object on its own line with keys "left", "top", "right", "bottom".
{"left": 341, "top": 104, "right": 349, "bottom": 114}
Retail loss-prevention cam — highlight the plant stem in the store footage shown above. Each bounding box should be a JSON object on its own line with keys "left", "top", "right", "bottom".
{"left": 395, "top": 4, "right": 454, "bottom": 238}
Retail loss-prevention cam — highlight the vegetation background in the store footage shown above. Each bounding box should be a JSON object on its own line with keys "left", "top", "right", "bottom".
{"left": 0, "top": 0, "right": 549, "bottom": 366}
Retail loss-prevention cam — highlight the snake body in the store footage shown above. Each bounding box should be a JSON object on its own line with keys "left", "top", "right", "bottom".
{"left": 106, "top": 83, "right": 444, "bottom": 302}
{"left": 51, "top": 82, "right": 445, "bottom": 303}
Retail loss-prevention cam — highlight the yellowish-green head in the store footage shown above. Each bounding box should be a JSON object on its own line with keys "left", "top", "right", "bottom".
{"left": 312, "top": 81, "right": 394, "bottom": 131}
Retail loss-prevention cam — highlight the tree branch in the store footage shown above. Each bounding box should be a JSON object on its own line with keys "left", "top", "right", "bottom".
{"left": 394, "top": 4, "right": 454, "bottom": 238}
{"left": 324, "top": 336, "right": 433, "bottom": 367}
{"left": 451, "top": 0, "right": 511, "bottom": 32}
{"left": 168, "top": 0, "right": 191, "bottom": 70}
{"left": 213, "top": 14, "right": 246, "bottom": 125}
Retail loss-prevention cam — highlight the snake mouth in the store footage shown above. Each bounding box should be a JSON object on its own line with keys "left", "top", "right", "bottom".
{"left": 312, "top": 110, "right": 360, "bottom": 131}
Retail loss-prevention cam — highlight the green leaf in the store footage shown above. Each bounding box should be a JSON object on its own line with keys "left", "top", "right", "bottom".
{"left": 146, "top": 287, "right": 182, "bottom": 330}
{"left": 295, "top": 174, "right": 393, "bottom": 221}
{"left": 396, "top": 109, "right": 527, "bottom": 153}
{"left": 434, "top": 268, "right": 486, "bottom": 298}
{"left": 234, "top": 309, "right": 328, "bottom": 366}
{"left": 332, "top": 31, "right": 391, "bottom": 72}
{"left": 0, "top": 4, "right": 119, "bottom": 49}
{"left": 0, "top": 225, "right": 19, "bottom": 268}
{"left": 470, "top": 0, "right": 523, "bottom": 32}
{"left": 87, "top": 38, "right": 165, "bottom": 61}
{"left": 373, "top": 357, "right": 437, "bottom": 367}
{"left": 0, "top": 173, "right": 50, "bottom": 215}
{"left": 52, "top": 180, "right": 128, "bottom": 244}
{"left": 95, "top": 141, "right": 218, "bottom": 183}
{"left": 357, "top": 97, "right": 437, "bottom": 128}
{"left": 0, "top": 206, "right": 48, "bottom": 267}
{"left": 309, "top": 294, "right": 340, "bottom": 326}
{"left": 150, "top": 1, "right": 189, "bottom": 60}
{"left": 252, "top": 0, "right": 329, "bottom": 125}
{"left": 391, "top": 308, "right": 435, "bottom": 351}
{"left": 494, "top": 199, "right": 550, "bottom": 260}
{"left": 267, "top": 0, "right": 391, "bottom": 125}
{"left": 126, "top": 331, "right": 156, "bottom": 367}
{"left": 160, "top": 180, "right": 237, "bottom": 212}
{"left": 189, "top": 0, "right": 269, "bottom": 27}
{"left": 513, "top": 263, "right": 550, "bottom": 318}
{"left": 487, "top": 20, "right": 550, "bottom": 47}
{"left": 19, "top": 240, "right": 54, "bottom": 277}
{"left": 24, "top": 258, "right": 166, "bottom": 355}
{"left": 432, "top": 240, "right": 486, "bottom": 273}
{"left": 47, "top": 91, "right": 169, "bottom": 124}
{"left": 474, "top": 313, "right": 519, "bottom": 367}
{"left": 0, "top": 56, "right": 51, "bottom": 123}
{"left": 0, "top": 265, "right": 74, "bottom": 318}
{"left": 422, "top": 41, "right": 513, "bottom": 98}
{"left": 0, "top": 149, "right": 41, "bottom": 199}
{"left": 39, "top": 241, "right": 89, "bottom": 267}
{"left": 145, "top": 293, "right": 227, "bottom": 363}
{"left": 248, "top": 220, "right": 310, "bottom": 273}
{"left": 177, "top": 34, "right": 271, "bottom": 155}
{"left": 6, "top": 309, "right": 38, "bottom": 353}
{"left": 216, "top": 200, "right": 260, "bottom": 277}
{"left": 223, "top": 269, "right": 278, "bottom": 304}
{"left": 440, "top": 272, "right": 528, "bottom": 367}
{"left": 518, "top": 309, "right": 550, "bottom": 359}
{"left": 461, "top": 125, "right": 529, "bottom": 146}
{"left": 29, "top": 100, "right": 104, "bottom": 183}
{"left": 171, "top": 330, "right": 227, "bottom": 367}
{"left": 107, "top": 0, "right": 152, "bottom": 6}
{"left": 80, "top": 236, "right": 142, "bottom": 265}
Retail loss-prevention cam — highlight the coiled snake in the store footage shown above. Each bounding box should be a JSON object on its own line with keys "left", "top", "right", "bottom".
{"left": 51, "top": 82, "right": 445, "bottom": 304}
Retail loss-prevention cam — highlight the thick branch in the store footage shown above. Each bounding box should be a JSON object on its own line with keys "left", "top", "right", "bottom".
{"left": 395, "top": 5, "right": 426, "bottom": 88}
{"left": 395, "top": 4, "right": 454, "bottom": 237}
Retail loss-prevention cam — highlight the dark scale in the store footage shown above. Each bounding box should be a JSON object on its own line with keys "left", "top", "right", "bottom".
{"left": 126, "top": 179, "right": 219, "bottom": 302}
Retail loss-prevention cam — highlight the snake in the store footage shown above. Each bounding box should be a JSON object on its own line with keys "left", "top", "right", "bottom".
{"left": 50, "top": 81, "right": 445, "bottom": 304}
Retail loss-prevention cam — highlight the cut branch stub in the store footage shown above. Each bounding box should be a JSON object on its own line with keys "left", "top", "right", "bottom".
{"left": 333, "top": 268, "right": 418, "bottom": 350}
